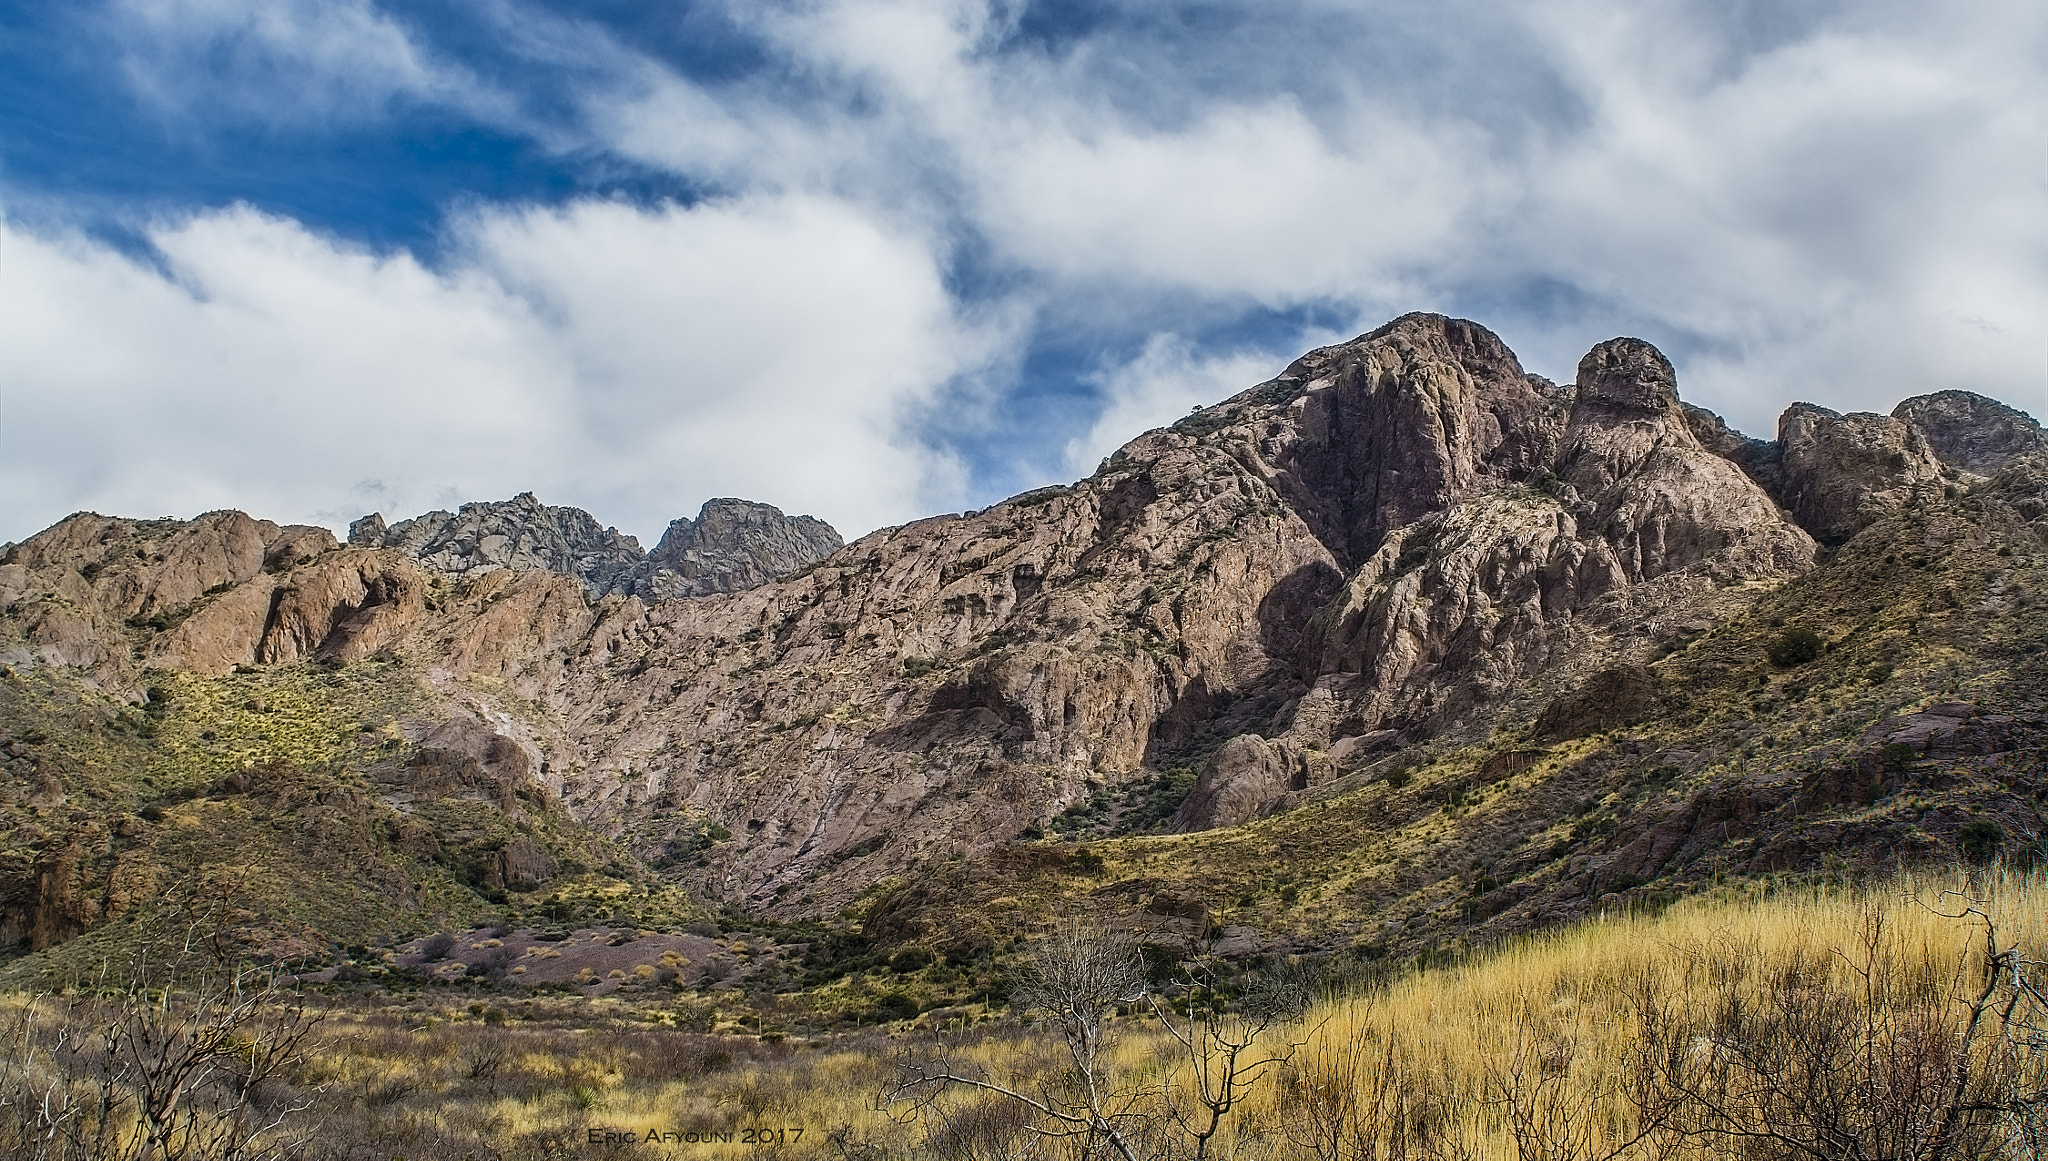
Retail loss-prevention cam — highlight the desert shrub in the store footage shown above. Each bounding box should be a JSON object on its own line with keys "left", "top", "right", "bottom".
{"left": 889, "top": 948, "right": 935, "bottom": 974}
{"left": 421, "top": 932, "right": 458, "bottom": 962}
{"left": 1767, "top": 626, "right": 1824, "bottom": 667}
{"left": 872, "top": 992, "right": 921, "bottom": 1022}
{"left": 1064, "top": 848, "right": 1107, "bottom": 876}
{"left": 1957, "top": 819, "right": 2004, "bottom": 865}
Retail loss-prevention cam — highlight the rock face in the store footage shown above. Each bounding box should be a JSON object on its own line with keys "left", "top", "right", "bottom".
{"left": 0, "top": 512, "right": 342, "bottom": 687}
{"left": 1681, "top": 390, "right": 2047, "bottom": 548}
{"left": 349, "top": 493, "right": 645, "bottom": 596}
{"left": 350, "top": 493, "right": 841, "bottom": 600}
{"left": 1263, "top": 330, "right": 1812, "bottom": 826}
{"left": 1773, "top": 404, "right": 1946, "bottom": 545}
{"left": 629, "top": 499, "right": 844, "bottom": 600}
{"left": 1170, "top": 735, "right": 1295, "bottom": 831}
{"left": 1892, "top": 391, "right": 2046, "bottom": 475}
{"left": 8, "top": 311, "right": 2045, "bottom": 932}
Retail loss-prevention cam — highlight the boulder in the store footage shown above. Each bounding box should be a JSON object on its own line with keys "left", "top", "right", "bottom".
{"left": 1172, "top": 735, "right": 1295, "bottom": 831}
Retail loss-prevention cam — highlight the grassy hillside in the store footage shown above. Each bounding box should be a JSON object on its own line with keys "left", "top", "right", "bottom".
{"left": 0, "top": 656, "right": 706, "bottom": 987}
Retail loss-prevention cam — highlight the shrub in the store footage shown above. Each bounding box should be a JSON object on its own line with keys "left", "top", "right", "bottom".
{"left": 1767, "top": 626, "right": 1824, "bottom": 667}
{"left": 1958, "top": 820, "right": 2004, "bottom": 865}
{"left": 422, "top": 933, "right": 458, "bottom": 962}
{"left": 872, "top": 992, "right": 921, "bottom": 1022}
{"left": 889, "top": 948, "right": 935, "bottom": 974}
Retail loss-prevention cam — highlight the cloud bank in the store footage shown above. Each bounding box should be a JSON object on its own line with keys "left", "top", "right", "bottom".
{"left": 0, "top": 198, "right": 987, "bottom": 542}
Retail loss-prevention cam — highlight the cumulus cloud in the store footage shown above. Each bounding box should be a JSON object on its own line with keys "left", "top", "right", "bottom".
{"left": 580, "top": 0, "right": 2048, "bottom": 429}
{"left": 0, "top": 196, "right": 987, "bottom": 544}
{"left": 1492, "top": 0, "right": 2048, "bottom": 431}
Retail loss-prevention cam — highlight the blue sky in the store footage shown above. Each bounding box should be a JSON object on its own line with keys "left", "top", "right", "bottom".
{"left": 3, "top": 0, "right": 2045, "bottom": 546}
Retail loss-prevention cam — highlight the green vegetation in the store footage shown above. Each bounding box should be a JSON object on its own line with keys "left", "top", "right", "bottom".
{"left": 1766, "top": 624, "right": 1824, "bottom": 666}
{"left": 1044, "top": 766, "right": 1199, "bottom": 840}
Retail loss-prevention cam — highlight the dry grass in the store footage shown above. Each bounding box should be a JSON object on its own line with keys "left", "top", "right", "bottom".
{"left": 4, "top": 867, "right": 2045, "bottom": 1159}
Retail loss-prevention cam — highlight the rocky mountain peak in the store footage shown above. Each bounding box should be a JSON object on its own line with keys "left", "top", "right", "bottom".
{"left": 1892, "top": 390, "right": 2046, "bottom": 475}
{"left": 1559, "top": 336, "right": 1729, "bottom": 502}
{"left": 348, "top": 493, "right": 841, "bottom": 600}
{"left": 1771, "top": 404, "right": 1945, "bottom": 546}
{"left": 1675, "top": 391, "right": 2040, "bottom": 549}
{"left": 1573, "top": 337, "right": 1679, "bottom": 414}
{"left": 1255, "top": 312, "right": 1565, "bottom": 570}
{"left": 634, "top": 499, "right": 845, "bottom": 600}
{"left": 348, "top": 493, "right": 644, "bottom": 596}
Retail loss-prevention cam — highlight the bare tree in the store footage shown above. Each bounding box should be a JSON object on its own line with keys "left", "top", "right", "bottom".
{"left": 892, "top": 919, "right": 1155, "bottom": 1159}
{"left": 0, "top": 882, "right": 326, "bottom": 1161}
{"left": 1653, "top": 896, "right": 2048, "bottom": 1161}
{"left": 1147, "top": 955, "right": 1307, "bottom": 1160}
{"left": 890, "top": 918, "right": 1305, "bottom": 1161}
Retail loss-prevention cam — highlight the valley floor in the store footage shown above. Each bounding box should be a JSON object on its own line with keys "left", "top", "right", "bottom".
{"left": 5, "top": 866, "right": 2046, "bottom": 1160}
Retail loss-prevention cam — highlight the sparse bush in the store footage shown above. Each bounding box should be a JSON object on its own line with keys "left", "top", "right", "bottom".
{"left": 871, "top": 992, "right": 920, "bottom": 1022}
{"left": 0, "top": 899, "right": 325, "bottom": 1160}
{"left": 1957, "top": 819, "right": 2004, "bottom": 864}
{"left": 1767, "top": 626, "right": 1824, "bottom": 667}
{"left": 888, "top": 948, "right": 935, "bottom": 974}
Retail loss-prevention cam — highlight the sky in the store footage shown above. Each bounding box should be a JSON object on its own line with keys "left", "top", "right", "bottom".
{"left": 2, "top": 0, "right": 2045, "bottom": 548}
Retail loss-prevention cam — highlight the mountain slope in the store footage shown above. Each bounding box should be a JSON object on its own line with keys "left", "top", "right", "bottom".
{"left": 2, "top": 312, "right": 2043, "bottom": 971}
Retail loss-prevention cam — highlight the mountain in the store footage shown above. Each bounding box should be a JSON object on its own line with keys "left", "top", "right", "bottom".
{"left": 346, "top": 492, "right": 842, "bottom": 600}
{"left": 2, "top": 312, "right": 2043, "bottom": 972}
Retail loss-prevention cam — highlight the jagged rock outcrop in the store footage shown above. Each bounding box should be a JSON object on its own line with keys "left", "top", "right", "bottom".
{"left": 1893, "top": 390, "right": 2047, "bottom": 475}
{"left": 1684, "top": 391, "right": 2045, "bottom": 547}
{"left": 349, "top": 492, "right": 645, "bottom": 596}
{"left": 1682, "top": 404, "right": 1782, "bottom": 491}
{"left": 1560, "top": 339, "right": 1814, "bottom": 578}
{"left": 631, "top": 499, "right": 844, "bottom": 599}
{"left": 350, "top": 493, "right": 842, "bottom": 601}
{"left": 1773, "top": 404, "right": 1946, "bottom": 545}
{"left": 257, "top": 554, "right": 431, "bottom": 665}
{"left": 1297, "top": 333, "right": 1812, "bottom": 759}
{"left": 0, "top": 512, "right": 340, "bottom": 686}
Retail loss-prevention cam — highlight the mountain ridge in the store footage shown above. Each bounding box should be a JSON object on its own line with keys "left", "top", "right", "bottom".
{"left": 346, "top": 492, "right": 843, "bottom": 600}
{"left": 2, "top": 311, "right": 2043, "bottom": 973}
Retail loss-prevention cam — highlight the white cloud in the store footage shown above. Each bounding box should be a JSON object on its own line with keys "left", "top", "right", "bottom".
{"left": 1061, "top": 335, "right": 1300, "bottom": 477}
{"left": 462, "top": 194, "right": 992, "bottom": 530}
{"left": 0, "top": 196, "right": 988, "bottom": 544}
{"left": 966, "top": 102, "right": 1482, "bottom": 305}
{"left": 1494, "top": 0, "right": 2048, "bottom": 431}
{"left": 107, "top": 0, "right": 485, "bottom": 123}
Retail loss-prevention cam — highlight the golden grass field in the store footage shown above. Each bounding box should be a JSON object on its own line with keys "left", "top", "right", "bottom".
{"left": 5, "top": 866, "right": 2046, "bottom": 1159}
